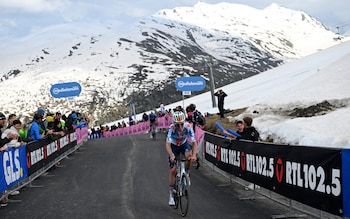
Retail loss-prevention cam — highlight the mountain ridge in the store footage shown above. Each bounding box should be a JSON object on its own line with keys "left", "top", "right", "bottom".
{"left": 0, "top": 2, "right": 347, "bottom": 126}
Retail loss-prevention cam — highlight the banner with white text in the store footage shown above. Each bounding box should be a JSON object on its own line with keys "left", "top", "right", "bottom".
{"left": 26, "top": 132, "right": 77, "bottom": 176}
{"left": 0, "top": 146, "right": 28, "bottom": 193}
{"left": 204, "top": 132, "right": 343, "bottom": 216}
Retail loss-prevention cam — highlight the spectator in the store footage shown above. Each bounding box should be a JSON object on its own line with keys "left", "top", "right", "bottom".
{"left": 1, "top": 119, "right": 22, "bottom": 148}
{"left": 53, "top": 112, "right": 64, "bottom": 133}
{"left": 241, "top": 116, "right": 260, "bottom": 141}
{"left": 6, "top": 114, "right": 17, "bottom": 129}
{"left": 121, "top": 121, "right": 126, "bottom": 128}
{"left": 186, "top": 103, "right": 206, "bottom": 131}
{"left": 19, "top": 123, "right": 31, "bottom": 143}
{"left": 46, "top": 114, "right": 55, "bottom": 130}
{"left": 0, "top": 112, "right": 18, "bottom": 207}
{"left": 47, "top": 114, "right": 65, "bottom": 140}
{"left": 65, "top": 112, "right": 77, "bottom": 133}
{"left": 214, "top": 89, "right": 227, "bottom": 119}
{"left": 235, "top": 120, "right": 245, "bottom": 136}
{"left": 29, "top": 113, "right": 53, "bottom": 141}
{"left": 129, "top": 116, "right": 134, "bottom": 126}
{"left": 173, "top": 105, "right": 184, "bottom": 113}
{"left": 0, "top": 112, "right": 18, "bottom": 151}
{"left": 224, "top": 120, "right": 245, "bottom": 139}
{"left": 142, "top": 113, "right": 148, "bottom": 122}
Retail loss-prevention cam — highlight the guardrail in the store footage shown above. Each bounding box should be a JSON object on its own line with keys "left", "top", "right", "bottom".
{"left": 202, "top": 131, "right": 350, "bottom": 218}
{"left": 0, "top": 128, "right": 89, "bottom": 202}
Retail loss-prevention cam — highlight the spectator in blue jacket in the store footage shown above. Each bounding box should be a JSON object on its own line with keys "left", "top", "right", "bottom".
{"left": 29, "top": 113, "right": 53, "bottom": 140}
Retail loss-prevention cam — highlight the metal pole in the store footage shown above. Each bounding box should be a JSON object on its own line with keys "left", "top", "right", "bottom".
{"left": 182, "top": 92, "right": 185, "bottom": 110}
{"left": 209, "top": 65, "right": 216, "bottom": 108}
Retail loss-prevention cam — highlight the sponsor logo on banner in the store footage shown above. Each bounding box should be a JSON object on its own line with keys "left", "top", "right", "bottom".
{"left": 204, "top": 132, "right": 342, "bottom": 216}
{"left": 175, "top": 76, "right": 206, "bottom": 91}
{"left": 50, "top": 82, "right": 82, "bottom": 98}
{"left": 1, "top": 146, "right": 28, "bottom": 192}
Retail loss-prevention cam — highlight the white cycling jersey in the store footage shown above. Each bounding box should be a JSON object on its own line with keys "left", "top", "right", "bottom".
{"left": 166, "top": 122, "right": 195, "bottom": 146}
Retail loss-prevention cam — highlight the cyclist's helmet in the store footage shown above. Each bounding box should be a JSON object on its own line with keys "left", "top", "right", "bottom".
{"left": 172, "top": 111, "right": 185, "bottom": 123}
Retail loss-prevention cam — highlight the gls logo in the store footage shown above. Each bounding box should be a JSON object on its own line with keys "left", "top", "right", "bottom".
{"left": 2, "top": 149, "right": 23, "bottom": 185}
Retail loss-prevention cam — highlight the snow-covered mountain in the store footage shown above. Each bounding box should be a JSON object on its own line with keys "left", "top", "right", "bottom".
{"left": 0, "top": 2, "right": 347, "bottom": 126}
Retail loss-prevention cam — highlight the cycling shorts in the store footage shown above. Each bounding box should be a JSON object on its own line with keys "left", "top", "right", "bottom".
{"left": 168, "top": 141, "right": 192, "bottom": 168}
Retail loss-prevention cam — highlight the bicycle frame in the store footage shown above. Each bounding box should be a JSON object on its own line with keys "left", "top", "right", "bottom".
{"left": 173, "top": 156, "right": 190, "bottom": 217}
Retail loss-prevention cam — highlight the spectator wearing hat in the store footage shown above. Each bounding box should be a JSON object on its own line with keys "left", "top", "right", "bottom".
{"left": 29, "top": 113, "right": 53, "bottom": 141}
{"left": 36, "top": 108, "right": 53, "bottom": 135}
{"left": 65, "top": 112, "right": 77, "bottom": 133}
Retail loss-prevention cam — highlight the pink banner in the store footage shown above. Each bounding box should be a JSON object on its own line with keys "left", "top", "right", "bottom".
{"left": 76, "top": 127, "right": 89, "bottom": 144}
{"left": 101, "top": 116, "right": 174, "bottom": 138}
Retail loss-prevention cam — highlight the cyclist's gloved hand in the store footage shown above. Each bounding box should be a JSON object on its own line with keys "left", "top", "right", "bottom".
{"left": 170, "top": 153, "right": 176, "bottom": 162}
{"left": 189, "top": 156, "right": 197, "bottom": 161}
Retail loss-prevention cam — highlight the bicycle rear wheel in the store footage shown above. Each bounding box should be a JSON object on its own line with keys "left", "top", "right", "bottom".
{"left": 179, "top": 174, "right": 190, "bottom": 216}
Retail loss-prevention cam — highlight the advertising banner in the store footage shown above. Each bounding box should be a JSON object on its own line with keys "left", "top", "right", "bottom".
{"left": 204, "top": 132, "right": 343, "bottom": 216}
{"left": 26, "top": 133, "right": 77, "bottom": 176}
{"left": 342, "top": 149, "right": 350, "bottom": 218}
{"left": 0, "top": 146, "right": 28, "bottom": 193}
{"left": 50, "top": 82, "right": 82, "bottom": 98}
{"left": 76, "top": 128, "right": 89, "bottom": 145}
{"left": 103, "top": 117, "right": 173, "bottom": 138}
{"left": 175, "top": 76, "right": 206, "bottom": 91}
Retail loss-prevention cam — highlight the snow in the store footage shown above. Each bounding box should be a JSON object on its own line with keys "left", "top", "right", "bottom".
{"left": 1, "top": 2, "right": 349, "bottom": 149}
{"left": 156, "top": 2, "right": 342, "bottom": 59}
{"left": 153, "top": 40, "right": 350, "bottom": 149}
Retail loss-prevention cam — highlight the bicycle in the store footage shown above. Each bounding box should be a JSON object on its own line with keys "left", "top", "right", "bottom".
{"left": 173, "top": 156, "right": 190, "bottom": 217}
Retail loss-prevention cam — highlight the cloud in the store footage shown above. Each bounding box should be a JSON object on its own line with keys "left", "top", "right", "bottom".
{"left": 0, "top": 0, "right": 70, "bottom": 13}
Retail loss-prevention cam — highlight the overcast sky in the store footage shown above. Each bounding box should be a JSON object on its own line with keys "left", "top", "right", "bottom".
{"left": 0, "top": 0, "right": 350, "bottom": 39}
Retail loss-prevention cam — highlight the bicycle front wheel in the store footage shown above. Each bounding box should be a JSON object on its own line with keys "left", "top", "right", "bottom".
{"left": 179, "top": 174, "right": 190, "bottom": 217}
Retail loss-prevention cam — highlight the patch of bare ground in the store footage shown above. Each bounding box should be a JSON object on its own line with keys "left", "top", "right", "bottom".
{"left": 204, "top": 108, "right": 247, "bottom": 135}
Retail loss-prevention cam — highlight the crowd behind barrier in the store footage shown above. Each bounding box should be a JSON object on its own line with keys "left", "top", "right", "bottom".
{"left": 0, "top": 128, "right": 89, "bottom": 203}
{"left": 203, "top": 132, "right": 350, "bottom": 218}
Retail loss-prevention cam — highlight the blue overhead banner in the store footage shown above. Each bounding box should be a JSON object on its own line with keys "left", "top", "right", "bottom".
{"left": 50, "top": 82, "right": 82, "bottom": 98}
{"left": 175, "top": 76, "right": 206, "bottom": 91}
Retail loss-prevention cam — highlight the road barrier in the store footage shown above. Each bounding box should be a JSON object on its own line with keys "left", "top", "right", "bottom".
{"left": 203, "top": 132, "right": 350, "bottom": 218}
{"left": 0, "top": 128, "right": 89, "bottom": 201}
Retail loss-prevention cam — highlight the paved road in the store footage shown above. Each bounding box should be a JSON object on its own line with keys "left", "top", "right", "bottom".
{"left": 0, "top": 133, "right": 293, "bottom": 218}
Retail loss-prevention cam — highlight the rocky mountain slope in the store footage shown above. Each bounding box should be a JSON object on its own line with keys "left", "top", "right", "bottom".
{"left": 0, "top": 2, "right": 346, "bottom": 126}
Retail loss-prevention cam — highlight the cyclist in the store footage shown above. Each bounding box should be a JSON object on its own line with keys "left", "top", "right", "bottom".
{"left": 148, "top": 111, "right": 157, "bottom": 138}
{"left": 166, "top": 111, "right": 197, "bottom": 206}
